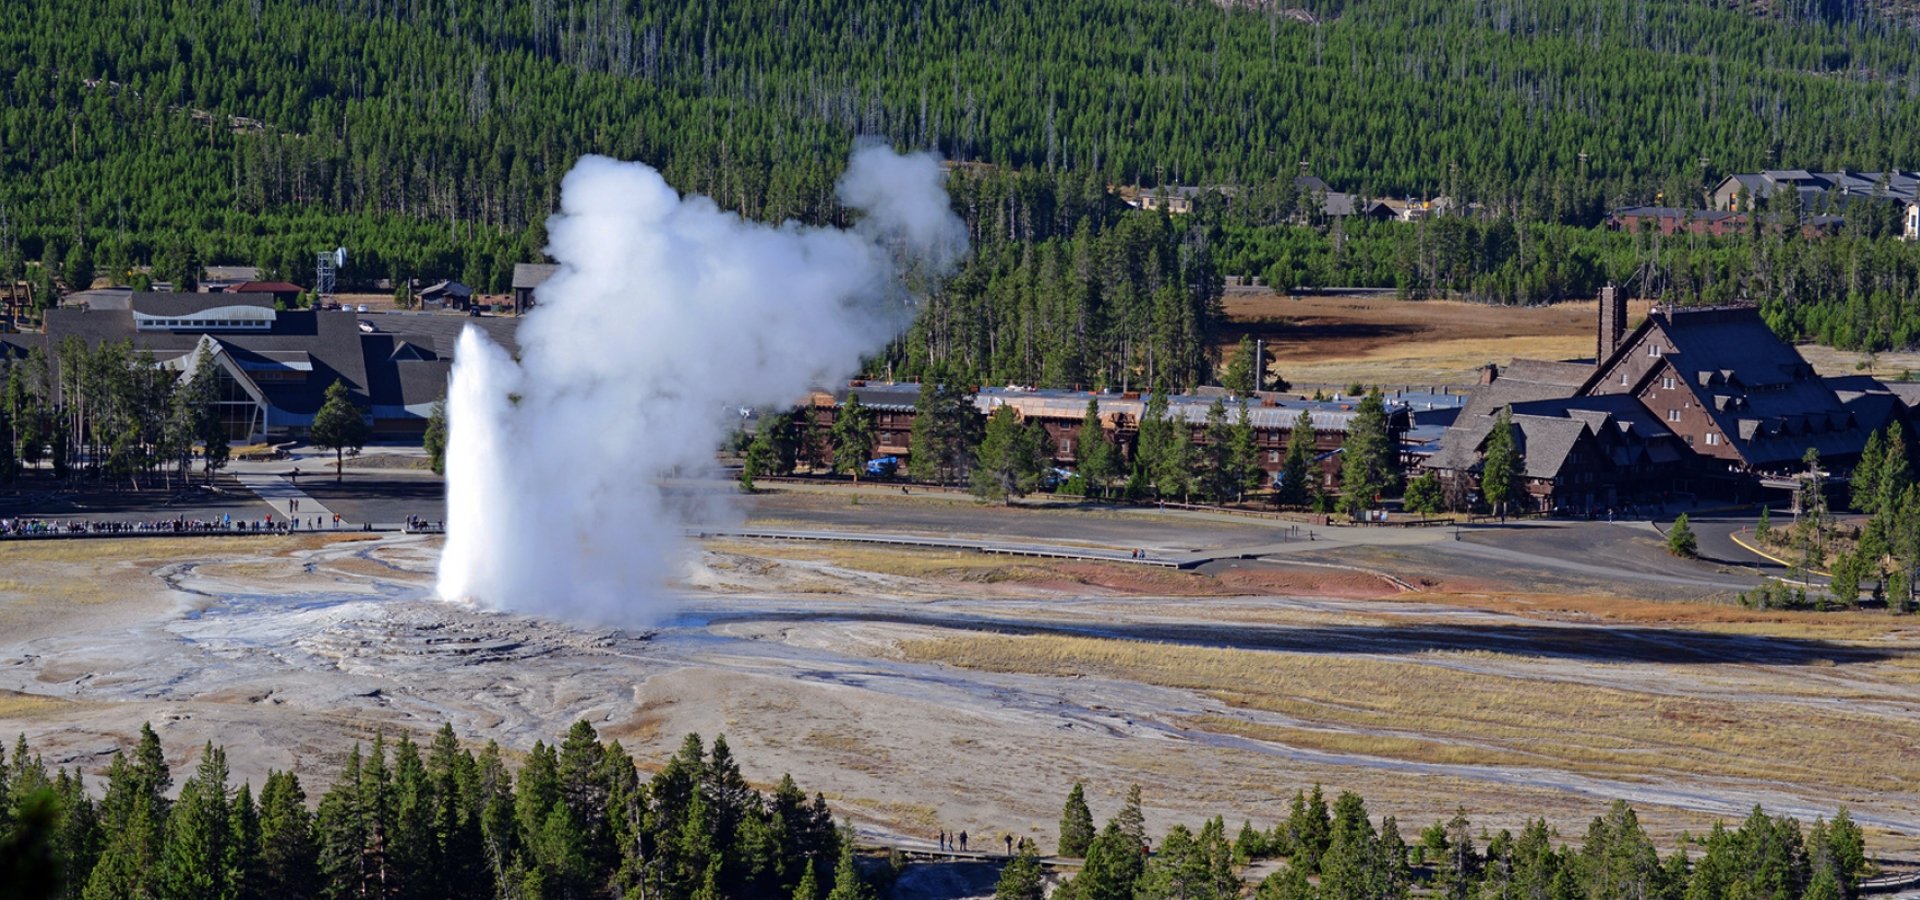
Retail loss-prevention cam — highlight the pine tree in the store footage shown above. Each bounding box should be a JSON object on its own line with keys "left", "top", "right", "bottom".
{"left": 1075, "top": 398, "right": 1117, "bottom": 498}
{"left": 1481, "top": 407, "right": 1518, "bottom": 519}
{"left": 1253, "top": 861, "right": 1314, "bottom": 900}
{"left": 1115, "top": 785, "right": 1147, "bottom": 849}
{"left": 1668, "top": 514, "right": 1698, "bottom": 558}
{"left": 1337, "top": 391, "right": 1396, "bottom": 520}
{"left": 310, "top": 379, "right": 370, "bottom": 483}
{"left": 1852, "top": 428, "right": 1886, "bottom": 513}
{"left": 1277, "top": 410, "right": 1316, "bottom": 508}
{"left": 973, "top": 404, "right": 1046, "bottom": 502}
{"left": 159, "top": 743, "right": 234, "bottom": 900}
{"left": 423, "top": 399, "right": 448, "bottom": 476}
{"left": 831, "top": 393, "right": 877, "bottom": 481}
{"left": 1222, "top": 335, "right": 1258, "bottom": 395}
{"left": 1316, "top": 792, "right": 1377, "bottom": 900}
{"left": 994, "top": 844, "right": 1046, "bottom": 900}
{"left": 1058, "top": 783, "right": 1096, "bottom": 858}
{"left": 823, "top": 828, "right": 871, "bottom": 900}
{"left": 791, "top": 859, "right": 821, "bottom": 900}
{"left": 1230, "top": 402, "right": 1263, "bottom": 501}
{"left": 258, "top": 771, "right": 316, "bottom": 900}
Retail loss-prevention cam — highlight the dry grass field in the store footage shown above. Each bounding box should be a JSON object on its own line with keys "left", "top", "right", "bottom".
{"left": 898, "top": 630, "right": 1920, "bottom": 793}
{"left": 1222, "top": 290, "right": 1654, "bottom": 386}
{"left": 1227, "top": 289, "right": 1920, "bottom": 388}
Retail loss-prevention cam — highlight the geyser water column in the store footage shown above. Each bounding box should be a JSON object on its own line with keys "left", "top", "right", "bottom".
{"left": 434, "top": 144, "right": 968, "bottom": 624}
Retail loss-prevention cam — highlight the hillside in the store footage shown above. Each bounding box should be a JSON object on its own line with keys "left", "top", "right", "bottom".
{"left": 6, "top": 0, "right": 1920, "bottom": 283}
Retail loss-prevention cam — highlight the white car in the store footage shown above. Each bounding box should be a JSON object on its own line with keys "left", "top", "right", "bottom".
{"left": 356, "top": 304, "right": 370, "bottom": 313}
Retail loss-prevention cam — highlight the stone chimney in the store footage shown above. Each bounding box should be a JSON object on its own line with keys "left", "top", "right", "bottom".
{"left": 1597, "top": 284, "right": 1627, "bottom": 365}
{"left": 1480, "top": 362, "right": 1500, "bottom": 385}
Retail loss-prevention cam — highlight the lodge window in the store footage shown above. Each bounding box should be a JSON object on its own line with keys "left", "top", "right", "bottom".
{"left": 1619, "top": 371, "right": 1629, "bottom": 386}
{"left": 1267, "top": 450, "right": 1279, "bottom": 463}
{"left": 1685, "top": 435, "right": 1695, "bottom": 445}
{"left": 1661, "top": 376, "right": 1674, "bottom": 390}
{"left": 1667, "top": 409, "right": 1681, "bottom": 422}
{"left": 1706, "top": 432, "right": 1720, "bottom": 446}
{"left": 1648, "top": 344, "right": 1661, "bottom": 357}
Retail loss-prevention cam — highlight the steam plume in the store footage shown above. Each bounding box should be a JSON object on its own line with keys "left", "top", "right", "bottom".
{"left": 434, "top": 143, "right": 967, "bottom": 623}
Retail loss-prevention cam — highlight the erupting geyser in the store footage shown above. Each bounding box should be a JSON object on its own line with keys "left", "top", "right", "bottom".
{"left": 435, "top": 143, "right": 968, "bottom": 623}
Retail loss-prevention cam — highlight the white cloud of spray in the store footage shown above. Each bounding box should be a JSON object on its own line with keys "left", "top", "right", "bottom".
{"left": 434, "top": 142, "right": 967, "bottom": 624}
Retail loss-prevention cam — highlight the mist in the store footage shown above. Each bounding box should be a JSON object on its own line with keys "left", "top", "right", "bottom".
{"left": 434, "top": 143, "right": 968, "bottom": 624}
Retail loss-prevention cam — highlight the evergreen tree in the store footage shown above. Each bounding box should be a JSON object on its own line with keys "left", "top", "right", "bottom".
{"left": 1115, "top": 786, "right": 1147, "bottom": 849}
{"left": 1059, "top": 783, "right": 1096, "bottom": 858}
{"left": 1317, "top": 792, "right": 1377, "bottom": 900}
{"left": 973, "top": 404, "right": 1047, "bottom": 502}
{"left": 1230, "top": 402, "right": 1264, "bottom": 501}
{"left": 310, "top": 379, "right": 370, "bottom": 483}
{"left": 831, "top": 394, "right": 877, "bottom": 482}
{"left": 1153, "top": 410, "right": 1197, "bottom": 502}
{"left": 159, "top": 743, "right": 234, "bottom": 900}
{"left": 1852, "top": 428, "right": 1887, "bottom": 514}
{"left": 1337, "top": 391, "right": 1396, "bottom": 520}
{"left": 1074, "top": 398, "right": 1117, "bottom": 498}
{"left": 1277, "top": 410, "right": 1316, "bottom": 508}
{"left": 1070, "top": 823, "right": 1145, "bottom": 900}
{"left": 1222, "top": 335, "right": 1258, "bottom": 395}
{"left": 994, "top": 844, "right": 1046, "bottom": 900}
{"left": 823, "top": 828, "right": 871, "bottom": 900}
{"left": 1402, "top": 471, "right": 1444, "bottom": 515}
{"left": 422, "top": 399, "right": 448, "bottom": 476}
{"left": 1253, "top": 860, "right": 1314, "bottom": 900}
{"left": 791, "top": 859, "right": 821, "bottom": 900}
{"left": 1668, "top": 514, "right": 1698, "bottom": 558}
{"left": 907, "top": 379, "right": 982, "bottom": 486}
{"left": 742, "top": 424, "right": 777, "bottom": 492}
{"left": 257, "top": 771, "right": 316, "bottom": 900}
{"left": 1481, "top": 407, "right": 1519, "bottom": 519}
{"left": 1283, "top": 786, "right": 1333, "bottom": 873}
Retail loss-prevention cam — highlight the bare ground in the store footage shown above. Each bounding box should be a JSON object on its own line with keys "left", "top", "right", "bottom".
{"left": 1, "top": 524, "right": 1916, "bottom": 862}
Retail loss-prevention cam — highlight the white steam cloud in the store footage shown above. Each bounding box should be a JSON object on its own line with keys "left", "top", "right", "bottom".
{"left": 435, "top": 143, "right": 967, "bottom": 623}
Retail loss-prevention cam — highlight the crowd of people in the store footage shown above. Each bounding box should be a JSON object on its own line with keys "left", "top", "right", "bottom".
{"left": 0, "top": 515, "right": 293, "bottom": 538}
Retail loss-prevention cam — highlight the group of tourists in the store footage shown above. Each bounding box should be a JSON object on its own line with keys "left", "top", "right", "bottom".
{"left": 0, "top": 515, "right": 288, "bottom": 537}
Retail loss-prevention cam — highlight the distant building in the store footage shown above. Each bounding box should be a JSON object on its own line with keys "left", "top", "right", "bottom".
{"left": 1707, "top": 169, "right": 1919, "bottom": 213}
{"left": 225, "top": 281, "right": 304, "bottom": 304}
{"left": 804, "top": 383, "right": 1411, "bottom": 489}
{"left": 1604, "top": 206, "right": 1843, "bottom": 238}
{"left": 511, "top": 263, "right": 559, "bottom": 314}
{"left": 1426, "top": 291, "right": 1908, "bottom": 513}
{"left": 418, "top": 279, "right": 474, "bottom": 309}
{"left": 2, "top": 293, "right": 517, "bottom": 441}
{"left": 200, "top": 266, "right": 262, "bottom": 293}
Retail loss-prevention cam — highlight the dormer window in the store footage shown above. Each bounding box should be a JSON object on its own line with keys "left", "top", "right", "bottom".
{"left": 1619, "top": 371, "right": 1629, "bottom": 386}
{"left": 1661, "top": 376, "right": 1674, "bottom": 390}
{"left": 1648, "top": 344, "right": 1661, "bottom": 357}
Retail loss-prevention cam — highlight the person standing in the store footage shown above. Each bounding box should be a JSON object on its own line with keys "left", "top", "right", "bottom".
{"left": 959, "top": 831, "right": 968, "bottom": 852}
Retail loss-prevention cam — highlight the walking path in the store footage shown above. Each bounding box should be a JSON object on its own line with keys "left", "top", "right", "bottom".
{"left": 690, "top": 526, "right": 1204, "bottom": 568}
{"left": 230, "top": 471, "right": 351, "bottom": 528}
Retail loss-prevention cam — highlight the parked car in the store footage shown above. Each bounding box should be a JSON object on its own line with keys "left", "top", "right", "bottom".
{"left": 865, "top": 456, "right": 900, "bottom": 477}
{"left": 356, "top": 304, "right": 370, "bottom": 313}
{"left": 357, "top": 319, "right": 377, "bottom": 333}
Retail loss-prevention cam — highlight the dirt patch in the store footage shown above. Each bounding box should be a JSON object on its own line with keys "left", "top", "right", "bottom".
{"left": 1222, "top": 290, "right": 1655, "bottom": 386}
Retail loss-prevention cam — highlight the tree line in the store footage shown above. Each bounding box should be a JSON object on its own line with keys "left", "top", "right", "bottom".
{"left": 1007, "top": 781, "right": 1871, "bottom": 900}
{"left": 739, "top": 381, "right": 1403, "bottom": 516}
{"left": 0, "top": 723, "right": 870, "bottom": 900}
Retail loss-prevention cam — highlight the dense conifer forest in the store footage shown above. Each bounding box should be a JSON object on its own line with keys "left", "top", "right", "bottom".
{"left": 9, "top": 0, "right": 1920, "bottom": 371}
{"left": 0, "top": 725, "right": 1878, "bottom": 899}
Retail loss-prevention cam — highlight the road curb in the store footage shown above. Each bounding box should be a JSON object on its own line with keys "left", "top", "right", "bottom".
{"left": 1727, "top": 528, "right": 1831, "bottom": 578}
